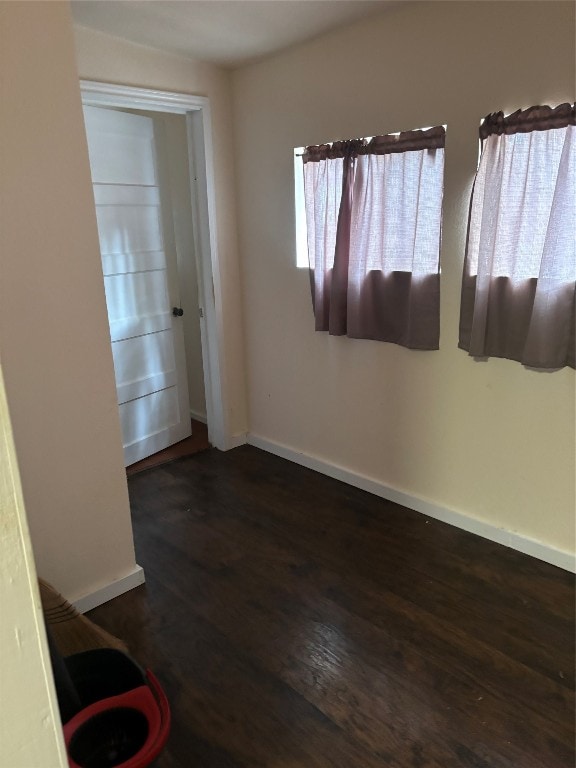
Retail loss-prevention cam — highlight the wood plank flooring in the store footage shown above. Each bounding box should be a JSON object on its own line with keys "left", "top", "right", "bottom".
{"left": 89, "top": 446, "right": 575, "bottom": 768}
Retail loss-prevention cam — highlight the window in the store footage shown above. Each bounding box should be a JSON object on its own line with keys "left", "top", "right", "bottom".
{"left": 297, "top": 126, "right": 446, "bottom": 350}
{"left": 459, "top": 103, "right": 575, "bottom": 369}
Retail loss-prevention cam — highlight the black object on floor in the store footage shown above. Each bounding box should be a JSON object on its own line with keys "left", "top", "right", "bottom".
{"left": 47, "top": 630, "right": 170, "bottom": 768}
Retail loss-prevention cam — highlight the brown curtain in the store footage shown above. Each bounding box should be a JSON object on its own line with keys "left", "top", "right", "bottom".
{"left": 303, "top": 127, "right": 445, "bottom": 349}
{"left": 459, "top": 104, "right": 575, "bottom": 369}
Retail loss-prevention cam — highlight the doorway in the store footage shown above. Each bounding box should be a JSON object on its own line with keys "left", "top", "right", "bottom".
{"left": 80, "top": 81, "right": 230, "bottom": 454}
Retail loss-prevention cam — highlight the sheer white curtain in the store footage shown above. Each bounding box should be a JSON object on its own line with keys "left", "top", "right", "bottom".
{"left": 459, "top": 104, "right": 575, "bottom": 369}
{"left": 303, "top": 128, "right": 445, "bottom": 349}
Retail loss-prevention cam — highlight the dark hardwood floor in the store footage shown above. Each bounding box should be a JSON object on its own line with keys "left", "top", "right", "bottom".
{"left": 89, "top": 446, "right": 575, "bottom": 768}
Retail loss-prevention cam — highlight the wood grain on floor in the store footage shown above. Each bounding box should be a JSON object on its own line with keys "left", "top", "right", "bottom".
{"left": 90, "top": 446, "right": 575, "bottom": 768}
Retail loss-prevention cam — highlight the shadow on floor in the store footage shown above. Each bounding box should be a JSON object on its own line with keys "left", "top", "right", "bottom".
{"left": 126, "top": 419, "right": 210, "bottom": 476}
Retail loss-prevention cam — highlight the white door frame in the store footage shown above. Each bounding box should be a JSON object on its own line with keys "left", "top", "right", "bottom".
{"left": 80, "top": 80, "right": 229, "bottom": 451}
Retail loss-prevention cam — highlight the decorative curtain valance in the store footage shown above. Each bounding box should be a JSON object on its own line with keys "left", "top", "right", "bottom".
{"left": 479, "top": 103, "right": 575, "bottom": 139}
{"left": 302, "top": 126, "right": 446, "bottom": 162}
{"left": 302, "top": 126, "right": 446, "bottom": 349}
{"left": 459, "top": 104, "right": 575, "bottom": 369}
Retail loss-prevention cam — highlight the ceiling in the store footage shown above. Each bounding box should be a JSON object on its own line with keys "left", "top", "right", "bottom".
{"left": 71, "top": 1, "right": 395, "bottom": 69}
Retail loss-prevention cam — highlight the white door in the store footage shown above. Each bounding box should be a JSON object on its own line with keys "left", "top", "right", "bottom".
{"left": 83, "top": 105, "right": 192, "bottom": 466}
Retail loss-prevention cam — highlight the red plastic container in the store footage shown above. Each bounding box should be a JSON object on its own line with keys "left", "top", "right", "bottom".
{"left": 61, "top": 650, "right": 170, "bottom": 768}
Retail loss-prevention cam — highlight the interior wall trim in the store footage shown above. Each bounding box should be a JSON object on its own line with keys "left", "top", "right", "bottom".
{"left": 229, "top": 432, "right": 248, "bottom": 449}
{"left": 247, "top": 433, "right": 575, "bottom": 573}
{"left": 71, "top": 566, "right": 146, "bottom": 614}
{"left": 190, "top": 409, "right": 208, "bottom": 424}
{"left": 80, "top": 79, "right": 231, "bottom": 452}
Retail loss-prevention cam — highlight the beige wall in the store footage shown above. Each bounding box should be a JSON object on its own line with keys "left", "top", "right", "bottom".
{"left": 74, "top": 24, "right": 247, "bottom": 437}
{"left": 0, "top": 1, "right": 138, "bottom": 601}
{"left": 231, "top": 1, "right": 575, "bottom": 554}
{"left": 0, "top": 362, "right": 66, "bottom": 767}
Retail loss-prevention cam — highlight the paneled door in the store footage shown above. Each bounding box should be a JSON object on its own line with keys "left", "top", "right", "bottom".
{"left": 83, "top": 105, "right": 191, "bottom": 466}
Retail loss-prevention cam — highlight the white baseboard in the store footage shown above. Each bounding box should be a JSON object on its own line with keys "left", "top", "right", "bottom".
{"left": 190, "top": 409, "right": 246, "bottom": 450}
{"left": 226, "top": 432, "right": 248, "bottom": 450}
{"left": 247, "top": 434, "right": 575, "bottom": 573}
{"left": 190, "top": 409, "right": 207, "bottom": 424}
{"left": 71, "top": 565, "right": 146, "bottom": 614}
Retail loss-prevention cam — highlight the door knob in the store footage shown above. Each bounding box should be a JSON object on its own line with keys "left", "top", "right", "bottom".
{"left": 172, "top": 307, "right": 184, "bottom": 317}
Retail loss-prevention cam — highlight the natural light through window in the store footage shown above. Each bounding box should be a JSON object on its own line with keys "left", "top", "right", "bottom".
{"left": 294, "top": 126, "right": 445, "bottom": 349}
{"left": 294, "top": 147, "right": 309, "bottom": 268}
{"left": 459, "top": 103, "right": 575, "bottom": 369}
